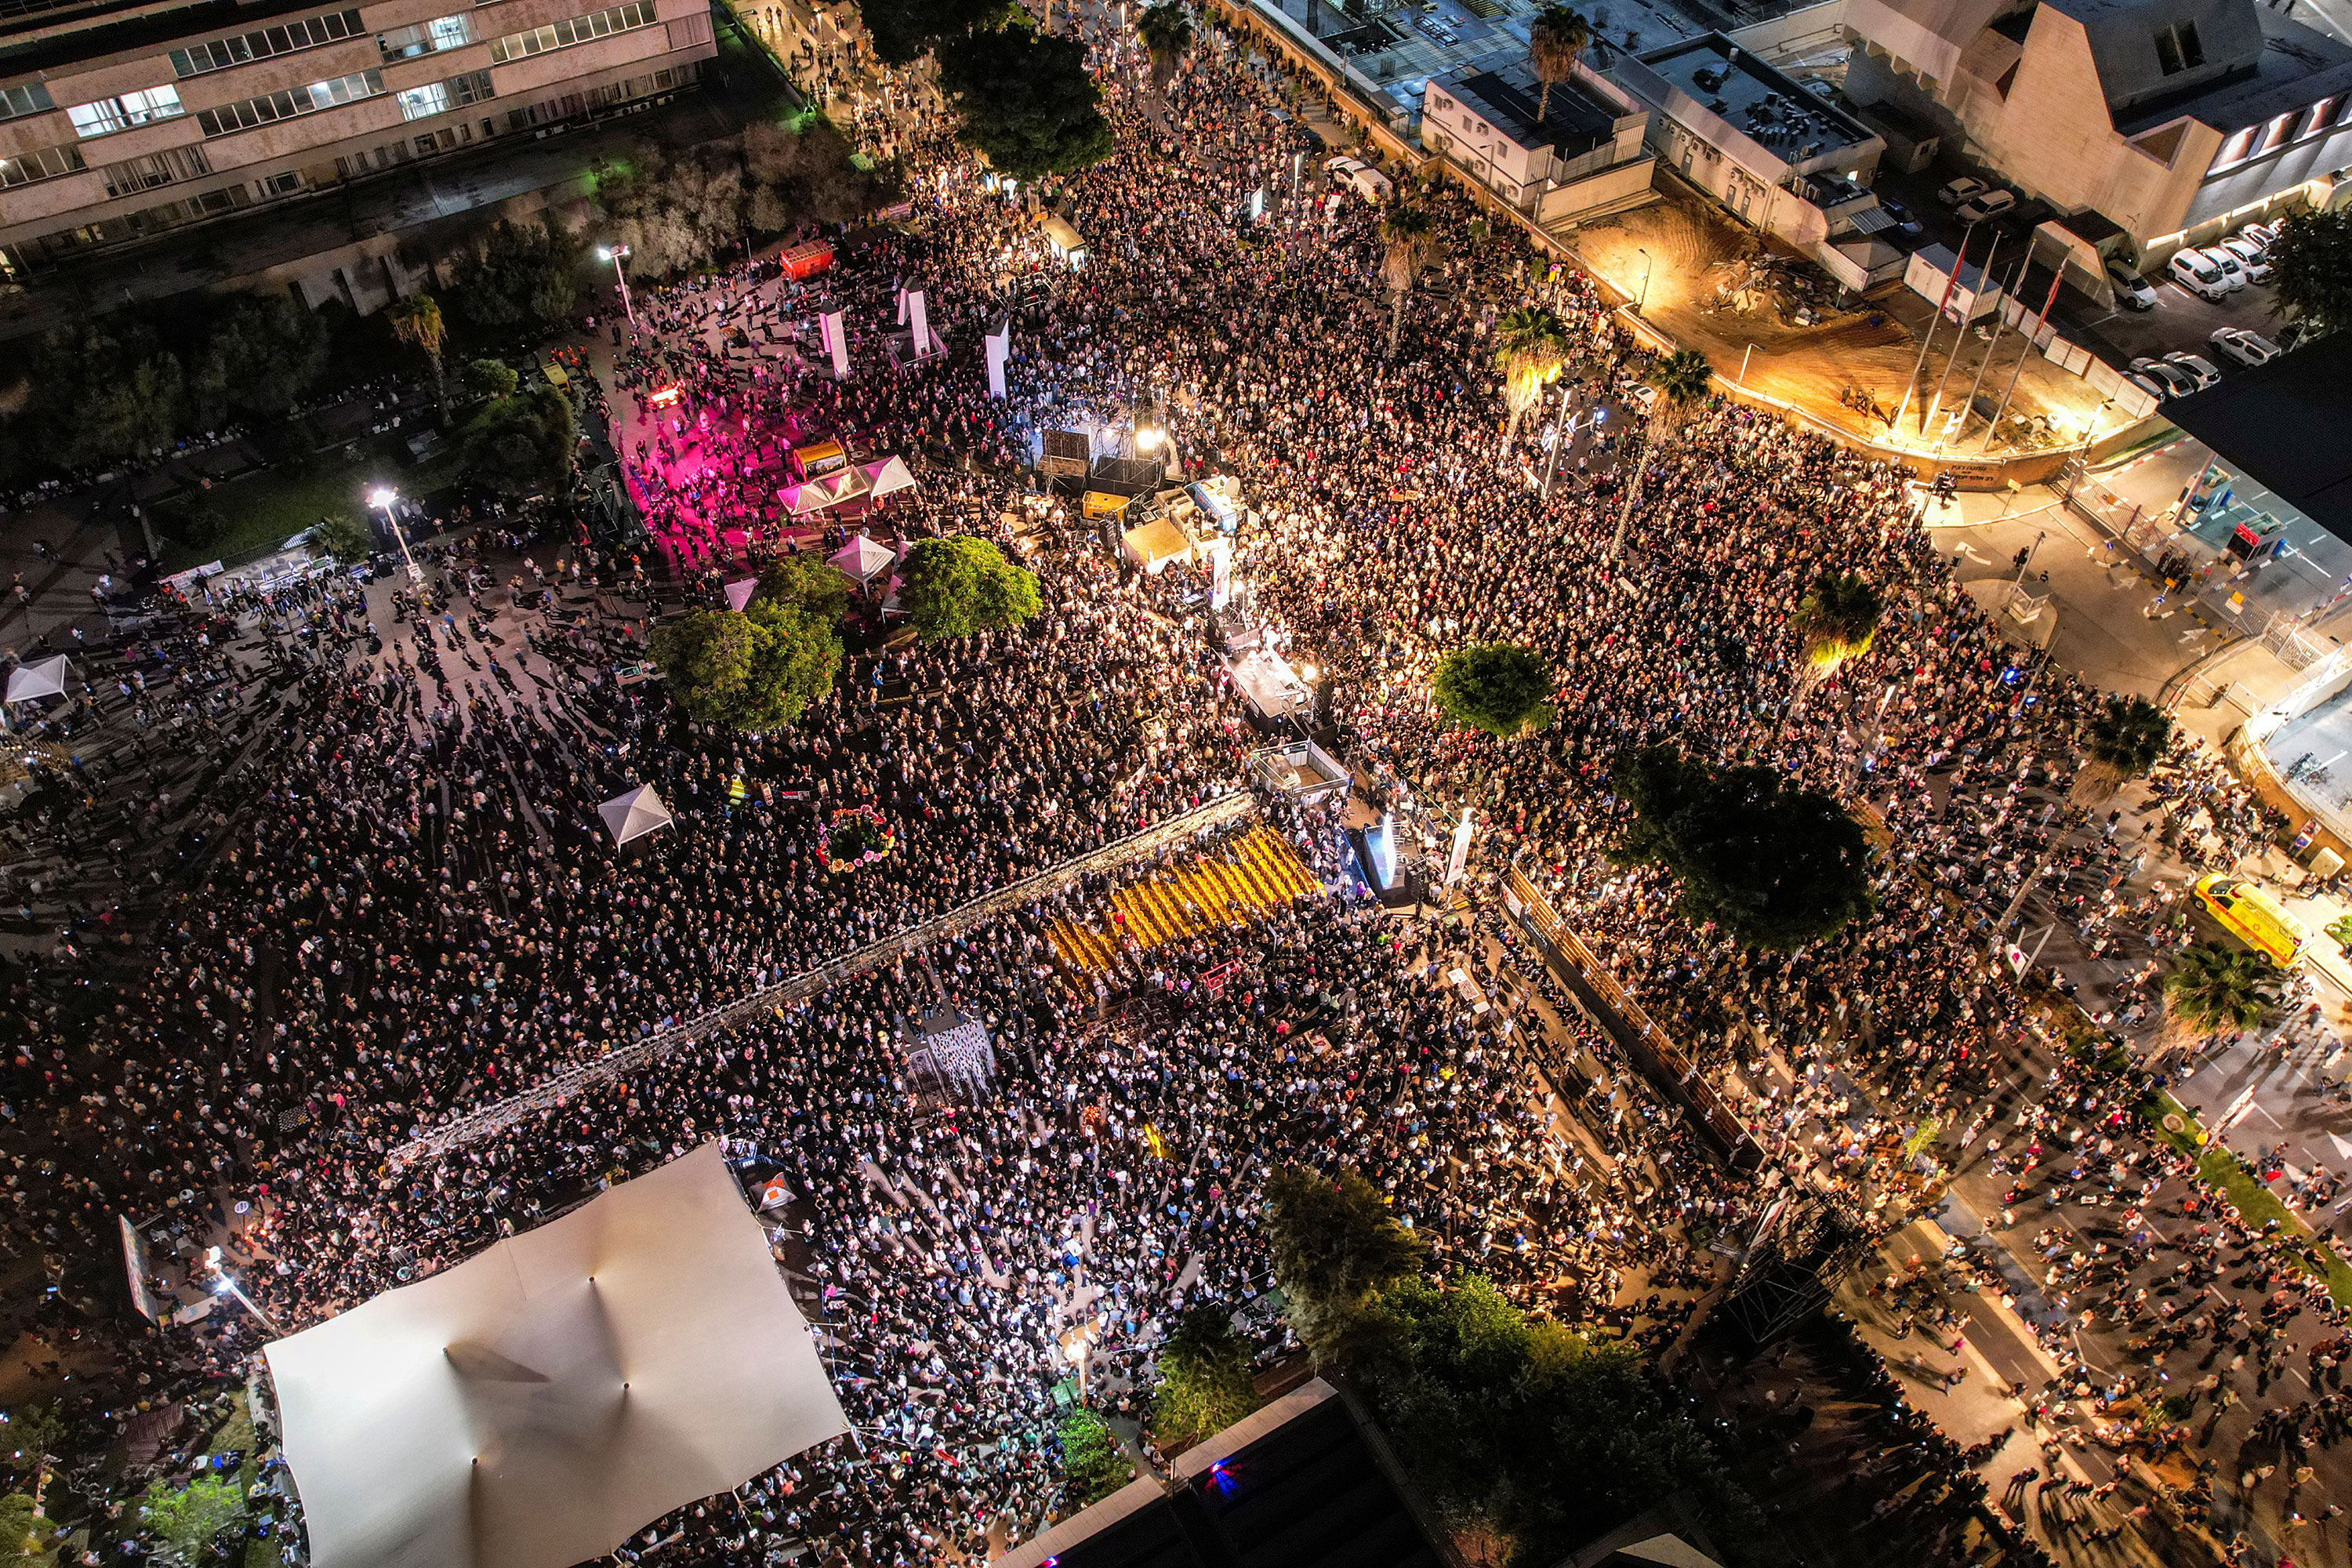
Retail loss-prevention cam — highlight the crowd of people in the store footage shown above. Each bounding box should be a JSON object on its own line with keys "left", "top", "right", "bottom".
{"left": 0, "top": 2, "right": 2338, "bottom": 1565}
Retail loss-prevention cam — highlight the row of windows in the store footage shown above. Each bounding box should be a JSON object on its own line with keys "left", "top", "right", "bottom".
{"left": 0, "top": 82, "right": 54, "bottom": 122}
{"left": 2209, "top": 94, "right": 2352, "bottom": 172}
{"left": 169, "top": 9, "right": 365, "bottom": 77}
{"left": 489, "top": 1, "right": 658, "bottom": 64}
{"left": 101, "top": 143, "right": 213, "bottom": 198}
{"left": 379, "top": 13, "right": 475, "bottom": 59}
{"left": 68, "top": 85, "right": 185, "bottom": 138}
{"left": 396, "top": 69, "right": 494, "bottom": 121}
{"left": 194, "top": 70, "right": 384, "bottom": 136}
{"left": 0, "top": 140, "right": 85, "bottom": 188}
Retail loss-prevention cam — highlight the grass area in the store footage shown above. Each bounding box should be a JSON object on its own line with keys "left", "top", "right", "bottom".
{"left": 2146, "top": 1091, "right": 2352, "bottom": 1306}
{"left": 155, "top": 431, "right": 468, "bottom": 572}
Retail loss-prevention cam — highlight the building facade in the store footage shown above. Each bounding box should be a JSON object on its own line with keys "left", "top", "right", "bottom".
{"left": 0, "top": 0, "right": 715, "bottom": 280}
{"left": 1840, "top": 0, "right": 2352, "bottom": 266}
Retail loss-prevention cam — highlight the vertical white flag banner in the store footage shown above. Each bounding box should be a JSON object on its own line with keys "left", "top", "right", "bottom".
{"left": 983, "top": 319, "right": 1011, "bottom": 400}
{"left": 819, "top": 307, "right": 850, "bottom": 379}
{"left": 1446, "top": 807, "right": 1475, "bottom": 886}
{"left": 895, "top": 285, "right": 930, "bottom": 358}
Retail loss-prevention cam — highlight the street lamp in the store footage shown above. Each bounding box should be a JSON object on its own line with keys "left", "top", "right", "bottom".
{"left": 596, "top": 243, "right": 638, "bottom": 333}
{"left": 202, "top": 1247, "right": 281, "bottom": 1335}
{"left": 1541, "top": 381, "right": 1584, "bottom": 499}
{"left": 368, "top": 485, "right": 423, "bottom": 584}
{"left": 1635, "top": 246, "right": 1653, "bottom": 314}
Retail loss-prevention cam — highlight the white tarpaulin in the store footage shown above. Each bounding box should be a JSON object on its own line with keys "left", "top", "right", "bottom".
{"left": 595, "top": 785, "right": 674, "bottom": 846}
{"left": 724, "top": 578, "right": 758, "bottom": 612}
{"left": 829, "top": 533, "right": 895, "bottom": 584}
{"left": 265, "top": 1144, "right": 848, "bottom": 1568}
{"left": 779, "top": 482, "right": 832, "bottom": 517}
{"left": 858, "top": 456, "right": 919, "bottom": 499}
{"left": 5, "top": 655, "right": 68, "bottom": 703}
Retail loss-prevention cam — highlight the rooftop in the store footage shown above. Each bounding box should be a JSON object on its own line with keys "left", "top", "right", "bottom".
{"left": 1636, "top": 32, "right": 1880, "bottom": 154}
{"left": 1439, "top": 64, "right": 1621, "bottom": 157}
{"left": 2111, "top": 6, "right": 2352, "bottom": 134}
{"left": 2164, "top": 331, "right": 2352, "bottom": 544}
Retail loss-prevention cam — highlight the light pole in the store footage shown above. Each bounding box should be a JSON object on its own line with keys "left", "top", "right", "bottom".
{"left": 597, "top": 243, "right": 638, "bottom": 333}
{"left": 1737, "top": 343, "right": 1755, "bottom": 389}
{"left": 1635, "top": 245, "right": 1653, "bottom": 314}
{"left": 368, "top": 485, "right": 423, "bottom": 584}
{"left": 1541, "top": 380, "right": 1581, "bottom": 499}
{"left": 203, "top": 1247, "right": 281, "bottom": 1335}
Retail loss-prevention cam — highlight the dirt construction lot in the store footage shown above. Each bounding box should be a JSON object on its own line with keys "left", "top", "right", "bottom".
{"left": 1564, "top": 193, "right": 2118, "bottom": 456}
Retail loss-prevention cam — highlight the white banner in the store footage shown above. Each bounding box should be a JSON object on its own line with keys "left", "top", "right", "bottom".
{"left": 819, "top": 307, "right": 849, "bottom": 379}
{"left": 984, "top": 320, "right": 1010, "bottom": 400}
{"left": 1446, "top": 808, "right": 1475, "bottom": 886}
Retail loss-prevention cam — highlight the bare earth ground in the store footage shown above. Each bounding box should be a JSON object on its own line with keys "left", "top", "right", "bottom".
{"left": 1566, "top": 193, "right": 2118, "bottom": 456}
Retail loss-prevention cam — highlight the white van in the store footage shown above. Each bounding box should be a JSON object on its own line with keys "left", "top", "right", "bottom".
{"left": 1324, "top": 155, "right": 1393, "bottom": 205}
{"left": 2198, "top": 245, "right": 2249, "bottom": 291}
{"left": 2168, "top": 249, "right": 2228, "bottom": 300}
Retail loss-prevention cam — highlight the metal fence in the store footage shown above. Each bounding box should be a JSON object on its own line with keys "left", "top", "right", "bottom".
{"left": 388, "top": 789, "right": 1261, "bottom": 1167}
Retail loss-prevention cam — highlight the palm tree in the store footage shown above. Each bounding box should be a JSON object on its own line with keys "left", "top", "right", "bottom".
{"left": 386, "top": 293, "right": 447, "bottom": 422}
{"left": 1527, "top": 5, "right": 1592, "bottom": 125}
{"left": 2164, "top": 942, "right": 2281, "bottom": 1036}
{"left": 1380, "top": 205, "right": 1441, "bottom": 360}
{"left": 1493, "top": 306, "right": 1572, "bottom": 442}
{"left": 1138, "top": 2, "right": 1193, "bottom": 92}
{"left": 1996, "top": 694, "right": 2173, "bottom": 931}
{"left": 1773, "top": 572, "right": 1882, "bottom": 744}
{"left": 1607, "top": 347, "right": 1712, "bottom": 558}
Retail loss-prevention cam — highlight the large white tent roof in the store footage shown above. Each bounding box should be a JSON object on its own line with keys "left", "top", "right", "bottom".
{"left": 858, "top": 456, "right": 919, "bottom": 499}
{"left": 828, "top": 532, "right": 895, "bottom": 583}
{"left": 5, "top": 655, "right": 68, "bottom": 703}
{"left": 265, "top": 1143, "right": 848, "bottom": 1568}
{"left": 595, "top": 784, "right": 674, "bottom": 847}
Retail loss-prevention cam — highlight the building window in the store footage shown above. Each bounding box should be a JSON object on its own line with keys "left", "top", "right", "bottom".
{"left": 194, "top": 70, "right": 384, "bottom": 136}
{"left": 0, "top": 140, "right": 85, "bottom": 187}
{"left": 2209, "top": 125, "right": 2254, "bottom": 170}
{"left": 400, "top": 69, "right": 493, "bottom": 119}
{"left": 170, "top": 10, "right": 365, "bottom": 76}
{"left": 2304, "top": 98, "right": 2339, "bottom": 138}
{"left": 2258, "top": 112, "right": 2294, "bottom": 154}
{"left": 0, "top": 82, "right": 54, "bottom": 121}
{"left": 488, "top": 1, "right": 658, "bottom": 64}
{"left": 2153, "top": 21, "right": 2203, "bottom": 75}
{"left": 379, "top": 14, "right": 475, "bottom": 60}
{"left": 67, "top": 85, "right": 185, "bottom": 138}
{"left": 100, "top": 143, "right": 211, "bottom": 196}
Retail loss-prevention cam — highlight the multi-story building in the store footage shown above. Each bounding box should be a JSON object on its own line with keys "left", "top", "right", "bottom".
{"left": 1840, "top": 0, "right": 2352, "bottom": 267}
{"left": 0, "top": 0, "right": 716, "bottom": 282}
{"left": 1420, "top": 61, "right": 1655, "bottom": 226}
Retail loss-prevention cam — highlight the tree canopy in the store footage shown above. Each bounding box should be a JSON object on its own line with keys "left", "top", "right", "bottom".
{"left": 1138, "top": 2, "right": 1195, "bottom": 89}
{"left": 466, "top": 358, "right": 520, "bottom": 401}
{"left": 1150, "top": 1305, "right": 1260, "bottom": 1451}
{"left": 461, "top": 384, "right": 578, "bottom": 496}
{"left": 757, "top": 554, "right": 856, "bottom": 622}
{"left": 1432, "top": 643, "right": 1554, "bottom": 738}
{"left": 938, "top": 28, "right": 1115, "bottom": 180}
{"left": 898, "top": 536, "right": 1043, "bottom": 641}
{"left": 2071, "top": 694, "right": 2172, "bottom": 807}
{"left": 23, "top": 322, "right": 185, "bottom": 467}
{"left": 1493, "top": 306, "right": 1572, "bottom": 437}
{"left": 188, "top": 294, "right": 328, "bottom": 426}
{"left": 1261, "top": 1165, "right": 1426, "bottom": 1361}
{"left": 1610, "top": 744, "right": 1875, "bottom": 949}
{"left": 1526, "top": 5, "right": 1592, "bottom": 123}
{"left": 1055, "top": 1410, "right": 1132, "bottom": 1508}
{"left": 648, "top": 601, "right": 844, "bottom": 732}
{"left": 450, "top": 219, "right": 582, "bottom": 332}
{"left": 2164, "top": 942, "right": 2280, "bottom": 1034}
{"left": 2267, "top": 205, "right": 2352, "bottom": 340}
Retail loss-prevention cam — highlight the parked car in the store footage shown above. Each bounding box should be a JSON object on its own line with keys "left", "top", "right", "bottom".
{"left": 2123, "top": 370, "right": 2171, "bottom": 401}
{"left": 2218, "top": 235, "right": 2273, "bottom": 281}
{"left": 2197, "top": 245, "right": 2249, "bottom": 290}
{"left": 2162, "top": 350, "right": 2223, "bottom": 390}
{"left": 1323, "top": 154, "right": 1392, "bottom": 204}
{"left": 2209, "top": 326, "right": 2282, "bottom": 366}
{"left": 2167, "top": 249, "right": 2230, "bottom": 300}
{"left": 1955, "top": 188, "right": 2018, "bottom": 223}
{"left": 2105, "top": 261, "right": 2158, "bottom": 310}
{"left": 1877, "top": 195, "right": 1923, "bottom": 236}
{"left": 2238, "top": 220, "right": 2279, "bottom": 249}
{"left": 2129, "top": 357, "right": 2198, "bottom": 397}
{"left": 1936, "top": 175, "right": 1991, "bottom": 206}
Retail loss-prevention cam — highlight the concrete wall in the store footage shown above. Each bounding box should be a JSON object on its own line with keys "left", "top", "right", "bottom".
{"left": 1534, "top": 156, "right": 1657, "bottom": 223}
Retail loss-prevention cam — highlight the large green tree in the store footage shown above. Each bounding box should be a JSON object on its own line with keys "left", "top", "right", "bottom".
{"left": 1151, "top": 1305, "right": 1261, "bottom": 1451}
{"left": 1381, "top": 205, "right": 1440, "bottom": 359}
{"left": 189, "top": 293, "right": 328, "bottom": 426}
{"left": 1056, "top": 1411, "right": 1131, "bottom": 1508}
{"left": 757, "top": 554, "right": 856, "bottom": 622}
{"left": 648, "top": 602, "right": 842, "bottom": 731}
{"left": 2267, "top": 205, "right": 2352, "bottom": 340}
{"left": 1432, "top": 643, "right": 1554, "bottom": 738}
{"left": 1138, "top": 2, "right": 1194, "bottom": 89}
{"left": 137, "top": 1473, "right": 244, "bottom": 1563}
{"left": 1610, "top": 744, "right": 1875, "bottom": 949}
{"left": 451, "top": 218, "right": 582, "bottom": 331}
{"left": 462, "top": 384, "right": 578, "bottom": 496}
{"left": 1493, "top": 306, "right": 1573, "bottom": 441}
{"left": 384, "top": 293, "right": 448, "bottom": 418}
{"left": 0, "top": 1494, "right": 44, "bottom": 1565}
{"left": 26, "top": 324, "right": 183, "bottom": 466}
{"left": 1261, "top": 1165, "right": 1426, "bottom": 1362}
{"left": 2165, "top": 942, "right": 2280, "bottom": 1035}
{"left": 899, "top": 536, "right": 1042, "bottom": 641}
{"left": 938, "top": 28, "right": 1115, "bottom": 180}
{"left": 1610, "top": 347, "right": 1714, "bottom": 557}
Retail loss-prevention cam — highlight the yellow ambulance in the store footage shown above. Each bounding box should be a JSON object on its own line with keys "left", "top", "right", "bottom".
{"left": 2192, "top": 873, "right": 2306, "bottom": 966}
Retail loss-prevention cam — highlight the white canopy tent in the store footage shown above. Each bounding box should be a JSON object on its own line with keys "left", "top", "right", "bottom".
{"left": 829, "top": 533, "right": 896, "bottom": 586}
{"left": 724, "top": 578, "right": 759, "bottom": 612}
{"left": 265, "top": 1143, "right": 848, "bottom": 1568}
{"left": 595, "top": 785, "right": 674, "bottom": 847}
{"left": 858, "top": 456, "right": 919, "bottom": 499}
{"left": 5, "top": 655, "right": 69, "bottom": 704}
{"left": 778, "top": 482, "right": 833, "bottom": 517}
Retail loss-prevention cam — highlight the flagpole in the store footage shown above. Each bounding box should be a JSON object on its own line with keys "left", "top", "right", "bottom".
{"left": 1980, "top": 261, "right": 2065, "bottom": 452}
{"left": 1893, "top": 226, "right": 1973, "bottom": 436}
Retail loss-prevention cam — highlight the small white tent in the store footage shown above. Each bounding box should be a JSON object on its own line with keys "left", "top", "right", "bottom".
{"left": 596, "top": 785, "right": 674, "bottom": 847}
{"left": 724, "top": 578, "right": 759, "bottom": 612}
{"left": 858, "top": 456, "right": 919, "bottom": 499}
{"left": 828, "top": 533, "right": 895, "bottom": 586}
{"left": 5, "top": 655, "right": 69, "bottom": 704}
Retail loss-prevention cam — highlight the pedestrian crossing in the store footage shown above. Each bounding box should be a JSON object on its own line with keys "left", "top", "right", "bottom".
{"left": 1047, "top": 826, "right": 1317, "bottom": 971}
